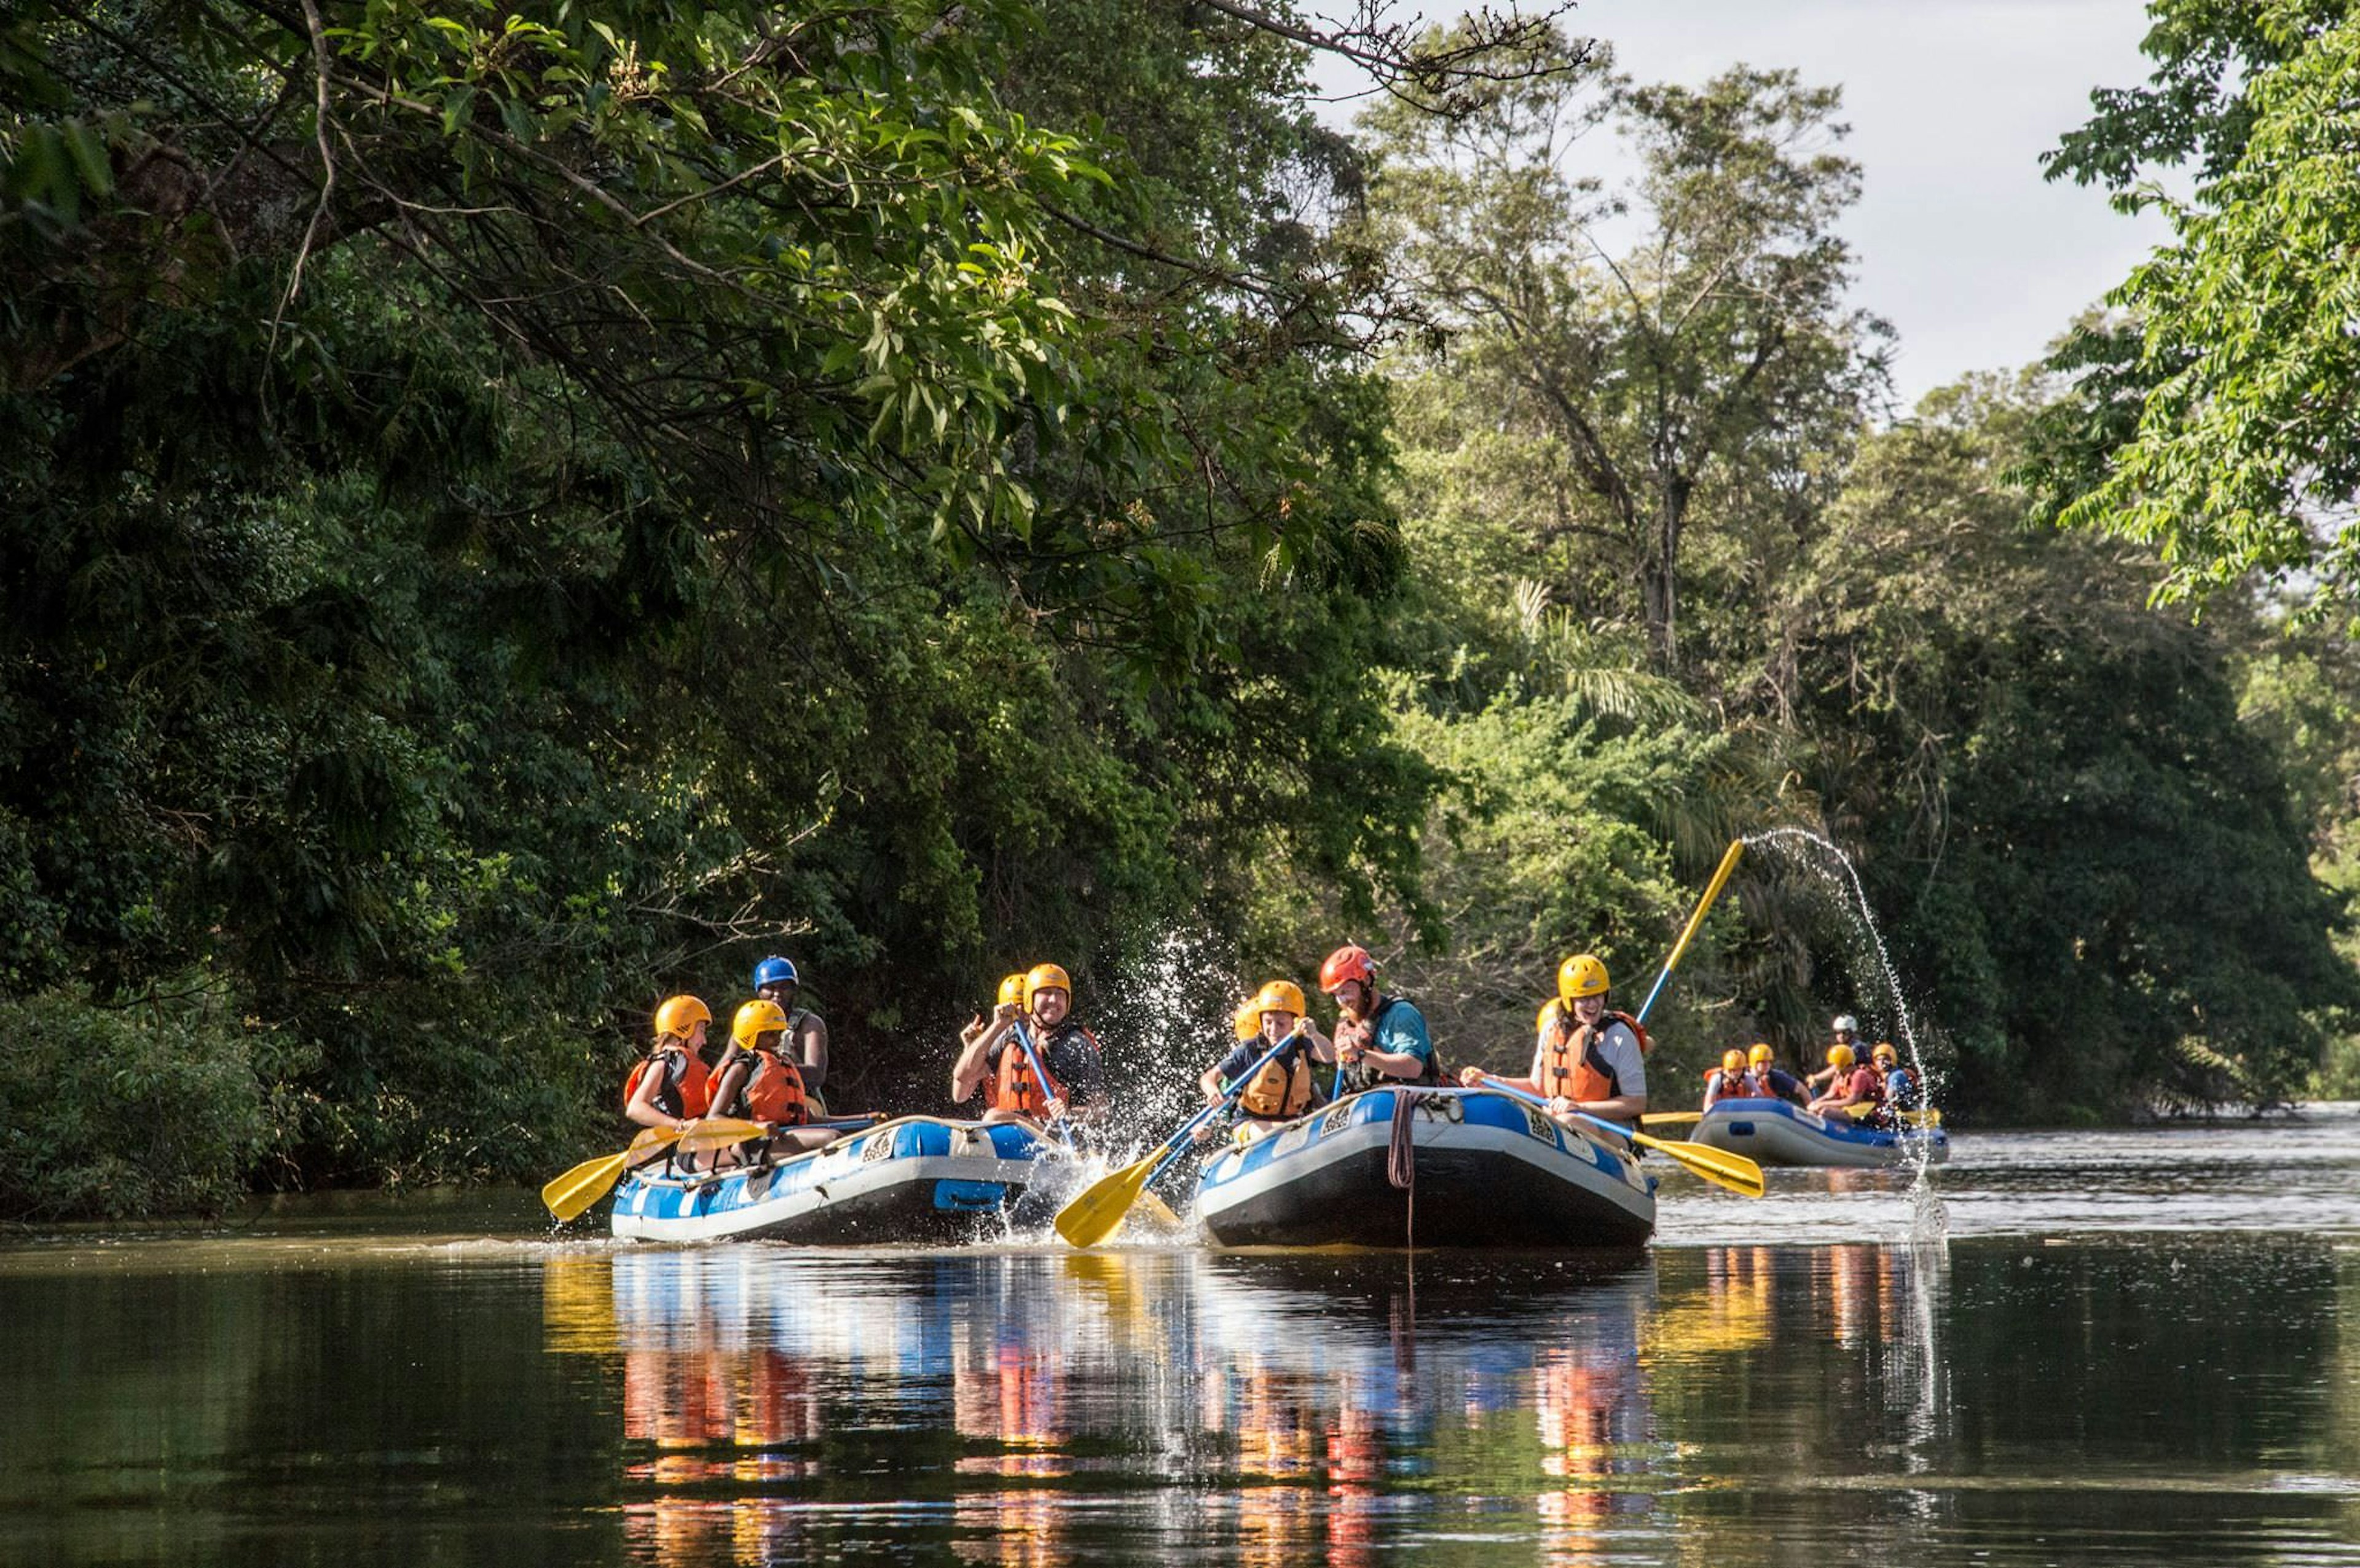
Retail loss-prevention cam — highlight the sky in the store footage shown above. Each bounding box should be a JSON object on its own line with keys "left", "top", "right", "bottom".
{"left": 1310, "top": 0, "right": 2169, "bottom": 409}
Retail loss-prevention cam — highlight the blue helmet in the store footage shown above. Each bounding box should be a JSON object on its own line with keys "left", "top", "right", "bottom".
{"left": 752, "top": 956, "right": 798, "bottom": 990}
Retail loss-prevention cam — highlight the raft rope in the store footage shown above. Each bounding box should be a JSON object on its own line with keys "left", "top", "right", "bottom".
{"left": 1387, "top": 1091, "right": 1422, "bottom": 1247}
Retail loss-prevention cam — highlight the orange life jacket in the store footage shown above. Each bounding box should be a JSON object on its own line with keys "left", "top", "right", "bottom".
{"left": 1238, "top": 1043, "right": 1318, "bottom": 1120}
{"left": 1538, "top": 1004, "right": 1649, "bottom": 1102}
{"left": 713, "top": 1046, "right": 809, "bottom": 1126}
{"left": 623, "top": 1044, "right": 710, "bottom": 1119}
{"left": 985, "top": 1032, "right": 1065, "bottom": 1118}
{"left": 1701, "top": 1067, "right": 1760, "bottom": 1104}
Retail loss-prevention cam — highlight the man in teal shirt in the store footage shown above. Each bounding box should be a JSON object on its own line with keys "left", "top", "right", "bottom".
{"left": 1318, "top": 943, "right": 1443, "bottom": 1096}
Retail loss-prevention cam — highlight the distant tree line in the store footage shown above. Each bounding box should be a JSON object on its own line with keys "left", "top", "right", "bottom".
{"left": 1, "top": 0, "right": 2351, "bottom": 1215}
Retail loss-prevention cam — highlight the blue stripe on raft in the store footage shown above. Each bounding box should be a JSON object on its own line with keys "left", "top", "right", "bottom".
{"left": 1200, "top": 1087, "right": 1637, "bottom": 1194}
{"left": 932, "top": 1180, "right": 1007, "bottom": 1210}
{"left": 616, "top": 1118, "right": 1048, "bottom": 1221}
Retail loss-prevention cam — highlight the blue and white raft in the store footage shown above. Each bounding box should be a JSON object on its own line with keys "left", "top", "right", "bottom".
{"left": 1192, "top": 1087, "right": 1656, "bottom": 1250}
{"left": 612, "top": 1118, "right": 1048, "bottom": 1244}
{"left": 1686, "top": 1097, "right": 1949, "bottom": 1170}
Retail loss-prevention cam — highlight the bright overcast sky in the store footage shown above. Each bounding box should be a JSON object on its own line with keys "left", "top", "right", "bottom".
{"left": 1312, "top": 0, "right": 2169, "bottom": 409}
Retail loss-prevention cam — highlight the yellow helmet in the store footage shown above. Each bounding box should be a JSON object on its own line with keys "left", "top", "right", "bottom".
{"left": 1558, "top": 953, "right": 1610, "bottom": 1002}
{"left": 732, "top": 998, "right": 789, "bottom": 1050}
{"left": 997, "top": 972, "right": 1026, "bottom": 1009}
{"left": 1233, "top": 998, "right": 1261, "bottom": 1041}
{"left": 1253, "top": 979, "right": 1307, "bottom": 1020}
{"left": 1827, "top": 1043, "right": 1855, "bottom": 1070}
{"left": 1024, "top": 963, "right": 1072, "bottom": 1011}
{"left": 654, "top": 994, "right": 710, "bottom": 1041}
{"left": 1872, "top": 1041, "right": 1899, "bottom": 1065}
{"left": 1721, "top": 1049, "right": 1746, "bottom": 1073}
{"left": 1748, "top": 1042, "right": 1774, "bottom": 1067}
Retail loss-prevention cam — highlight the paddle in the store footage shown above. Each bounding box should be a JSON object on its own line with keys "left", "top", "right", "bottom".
{"left": 1635, "top": 838, "right": 1746, "bottom": 1024}
{"left": 1012, "top": 1021, "right": 1077, "bottom": 1151}
{"left": 1640, "top": 1110, "right": 1703, "bottom": 1127}
{"left": 543, "top": 1124, "right": 697, "bottom": 1223}
{"left": 1844, "top": 1102, "right": 1942, "bottom": 1129}
{"left": 1482, "top": 1080, "right": 1765, "bottom": 1199}
{"left": 674, "top": 1111, "right": 881, "bottom": 1158}
{"left": 1055, "top": 1033, "right": 1297, "bottom": 1248}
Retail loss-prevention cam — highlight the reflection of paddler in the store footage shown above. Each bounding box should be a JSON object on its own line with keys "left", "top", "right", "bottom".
{"left": 1324, "top": 1395, "right": 1386, "bottom": 1568}
{"left": 953, "top": 1489, "right": 1062, "bottom": 1568}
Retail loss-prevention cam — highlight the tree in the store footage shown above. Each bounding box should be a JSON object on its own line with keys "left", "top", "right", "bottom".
{"left": 1362, "top": 41, "right": 1887, "bottom": 670}
{"left": 2029, "top": 0, "right": 2360, "bottom": 617}
{"left": 1774, "top": 379, "right": 2357, "bottom": 1117}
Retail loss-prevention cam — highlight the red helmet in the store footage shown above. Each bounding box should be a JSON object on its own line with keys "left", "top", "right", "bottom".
{"left": 1318, "top": 944, "right": 1374, "bottom": 994}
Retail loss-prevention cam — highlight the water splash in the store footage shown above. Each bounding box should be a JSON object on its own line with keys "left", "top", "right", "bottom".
{"left": 1741, "top": 827, "right": 1950, "bottom": 1218}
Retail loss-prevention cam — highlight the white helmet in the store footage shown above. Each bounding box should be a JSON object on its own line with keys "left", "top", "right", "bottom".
{"left": 1832, "top": 1014, "right": 1859, "bottom": 1035}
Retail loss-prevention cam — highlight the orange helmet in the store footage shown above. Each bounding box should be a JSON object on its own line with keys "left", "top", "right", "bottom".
{"left": 1319, "top": 944, "right": 1374, "bottom": 994}
{"left": 1024, "top": 963, "right": 1072, "bottom": 1012}
{"left": 1253, "top": 979, "right": 1308, "bottom": 1019}
{"left": 654, "top": 995, "right": 710, "bottom": 1041}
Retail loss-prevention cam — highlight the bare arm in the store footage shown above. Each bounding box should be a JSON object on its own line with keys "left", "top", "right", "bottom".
{"left": 794, "top": 1014, "right": 830, "bottom": 1091}
{"left": 951, "top": 1008, "right": 1017, "bottom": 1103}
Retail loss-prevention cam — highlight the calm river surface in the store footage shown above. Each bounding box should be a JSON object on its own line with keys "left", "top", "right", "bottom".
{"left": 6, "top": 1108, "right": 2360, "bottom": 1566}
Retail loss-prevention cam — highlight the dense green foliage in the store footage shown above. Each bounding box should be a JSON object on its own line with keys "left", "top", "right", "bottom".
{"left": 0, "top": 984, "right": 272, "bottom": 1217}
{"left": 2026, "top": 0, "right": 2360, "bottom": 619}
{"left": 4, "top": 2, "right": 2358, "bottom": 1216}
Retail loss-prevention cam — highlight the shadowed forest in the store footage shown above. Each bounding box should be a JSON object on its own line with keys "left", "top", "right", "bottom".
{"left": 7, "top": 0, "right": 2360, "bottom": 1216}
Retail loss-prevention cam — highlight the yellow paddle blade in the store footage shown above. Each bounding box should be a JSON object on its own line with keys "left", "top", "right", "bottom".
{"left": 1053, "top": 1154, "right": 1160, "bottom": 1249}
{"left": 541, "top": 1126, "right": 679, "bottom": 1223}
{"left": 1138, "top": 1191, "right": 1187, "bottom": 1231}
{"left": 1641, "top": 1111, "right": 1703, "bottom": 1127}
{"left": 672, "top": 1116, "right": 771, "bottom": 1157}
{"left": 1630, "top": 1127, "right": 1765, "bottom": 1199}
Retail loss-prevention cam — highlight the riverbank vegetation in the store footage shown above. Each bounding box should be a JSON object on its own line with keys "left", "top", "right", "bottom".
{"left": 4, "top": 0, "right": 2355, "bottom": 1215}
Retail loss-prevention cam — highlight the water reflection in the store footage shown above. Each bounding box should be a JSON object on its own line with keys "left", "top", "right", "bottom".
{"left": 538, "top": 1244, "right": 2005, "bottom": 1566}
{"left": 6, "top": 1198, "right": 2358, "bottom": 1566}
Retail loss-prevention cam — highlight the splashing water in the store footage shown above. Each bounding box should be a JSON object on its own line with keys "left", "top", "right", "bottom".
{"left": 1741, "top": 827, "right": 1949, "bottom": 1239}
{"left": 993, "top": 923, "right": 1247, "bottom": 1245}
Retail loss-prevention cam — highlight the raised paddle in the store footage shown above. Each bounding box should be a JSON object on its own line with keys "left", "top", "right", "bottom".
{"left": 541, "top": 1123, "right": 707, "bottom": 1223}
{"left": 1482, "top": 1080, "right": 1766, "bottom": 1199}
{"left": 1635, "top": 838, "right": 1746, "bottom": 1025}
{"left": 1055, "top": 1033, "right": 1297, "bottom": 1248}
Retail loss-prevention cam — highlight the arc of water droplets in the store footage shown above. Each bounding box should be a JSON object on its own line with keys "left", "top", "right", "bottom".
{"left": 1740, "top": 828, "right": 1951, "bottom": 1228}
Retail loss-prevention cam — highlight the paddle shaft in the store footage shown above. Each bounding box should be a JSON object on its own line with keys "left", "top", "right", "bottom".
{"left": 1012, "top": 1022, "right": 1076, "bottom": 1150}
{"left": 1145, "top": 1033, "right": 1302, "bottom": 1188}
{"left": 1635, "top": 838, "right": 1745, "bottom": 1025}
{"left": 1479, "top": 1079, "right": 1761, "bottom": 1197}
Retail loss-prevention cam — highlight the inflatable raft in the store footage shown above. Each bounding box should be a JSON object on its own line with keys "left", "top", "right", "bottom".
{"left": 612, "top": 1118, "right": 1048, "bottom": 1244}
{"left": 1686, "top": 1097, "right": 1949, "bottom": 1169}
{"left": 1192, "top": 1087, "right": 1656, "bottom": 1250}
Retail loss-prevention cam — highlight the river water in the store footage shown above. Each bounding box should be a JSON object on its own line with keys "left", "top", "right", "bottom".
{"left": 6, "top": 1109, "right": 2359, "bottom": 1566}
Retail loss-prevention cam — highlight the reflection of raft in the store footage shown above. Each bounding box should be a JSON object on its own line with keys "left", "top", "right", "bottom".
{"left": 1192, "top": 1088, "right": 1656, "bottom": 1250}
{"left": 1686, "top": 1097, "right": 1949, "bottom": 1169}
{"left": 612, "top": 1118, "right": 1048, "bottom": 1244}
